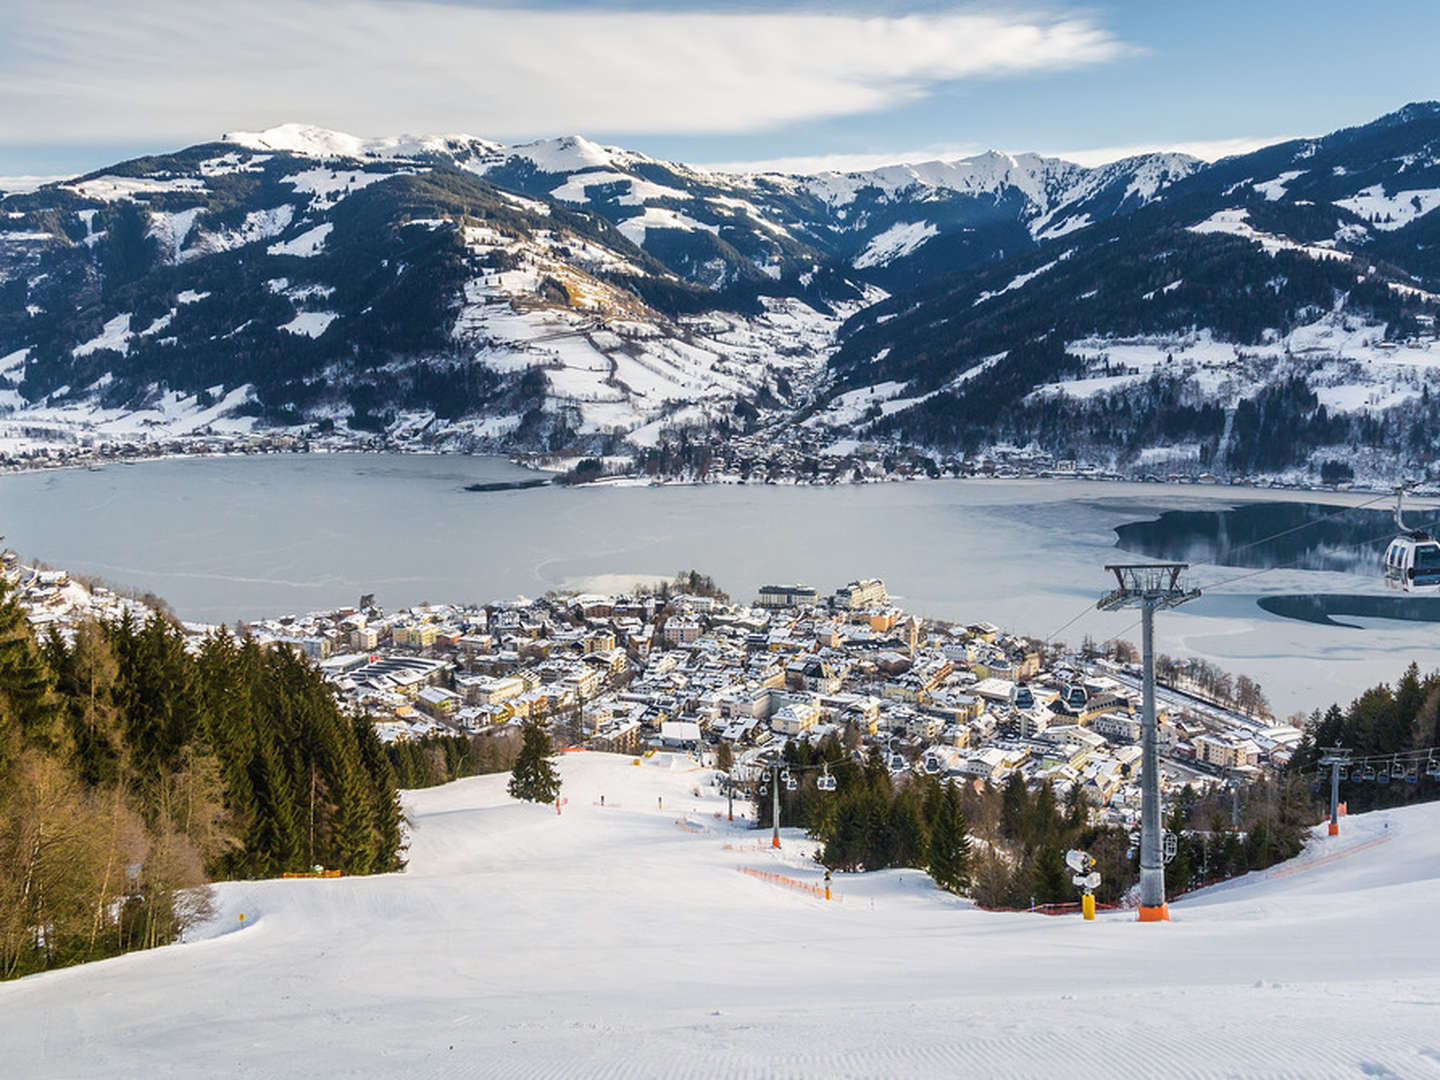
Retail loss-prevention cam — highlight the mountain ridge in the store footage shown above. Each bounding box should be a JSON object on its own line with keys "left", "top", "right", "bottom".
{"left": 3, "top": 103, "right": 1440, "bottom": 481}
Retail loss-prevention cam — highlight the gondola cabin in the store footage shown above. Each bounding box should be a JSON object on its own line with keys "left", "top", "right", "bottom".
{"left": 1383, "top": 535, "right": 1440, "bottom": 592}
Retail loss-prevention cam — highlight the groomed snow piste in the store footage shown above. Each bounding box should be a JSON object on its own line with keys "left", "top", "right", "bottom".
{"left": 3, "top": 751, "right": 1438, "bottom": 1078}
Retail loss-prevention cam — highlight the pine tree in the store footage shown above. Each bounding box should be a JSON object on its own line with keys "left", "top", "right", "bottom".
{"left": 927, "top": 782, "right": 971, "bottom": 894}
{"left": 508, "top": 720, "right": 561, "bottom": 804}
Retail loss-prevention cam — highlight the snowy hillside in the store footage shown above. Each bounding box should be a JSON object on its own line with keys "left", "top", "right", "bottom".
{"left": 5, "top": 103, "right": 1440, "bottom": 471}
{"left": 2, "top": 750, "right": 1437, "bottom": 1078}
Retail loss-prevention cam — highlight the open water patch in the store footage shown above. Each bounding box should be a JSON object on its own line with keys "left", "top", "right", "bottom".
{"left": 1113, "top": 501, "right": 1396, "bottom": 574}
{"left": 1257, "top": 593, "right": 1440, "bottom": 628}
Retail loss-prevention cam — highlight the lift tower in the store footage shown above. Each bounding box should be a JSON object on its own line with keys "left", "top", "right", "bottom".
{"left": 1099, "top": 564, "right": 1200, "bottom": 922}
{"left": 1319, "top": 747, "right": 1352, "bottom": 836}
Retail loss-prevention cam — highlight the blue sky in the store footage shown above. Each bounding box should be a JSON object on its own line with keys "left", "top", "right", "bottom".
{"left": 3, "top": 0, "right": 1438, "bottom": 178}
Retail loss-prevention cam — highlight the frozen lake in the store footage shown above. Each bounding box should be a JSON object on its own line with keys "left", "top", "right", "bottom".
{"left": 4, "top": 452, "right": 1436, "bottom": 716}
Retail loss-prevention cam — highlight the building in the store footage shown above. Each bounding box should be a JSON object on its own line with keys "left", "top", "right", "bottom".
{"left": 416, "top": 686, "right": 462, "bottom": 719}
{"left": 1195, "top": 733, "right": 1261, "bottom": 770}
{"left": 834, "top": 579, "right": 888, "bottom": 610}
{"left": 771, "top": 700, "right": 821, "bottom": 736}
{"left": 663, "top": 618, "right": 702, "bottom": 646}
{"left": 757, "top": 584, "right": 819, "bottom": 609}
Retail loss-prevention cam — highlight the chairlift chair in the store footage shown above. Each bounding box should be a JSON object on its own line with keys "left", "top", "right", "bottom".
{"left": 1362, "top": 765, "right": 1377, "bottom": 781}
{"left": 1392, "top": 759, "right": 1407, "bottom": 778}
{"left": 888, "top": 753, "right": 906, "bottom": 771}
{"left": 1338, "top": 765, "right": 1349, "bottom": 780}
{"left": 1406, "top": 766, "right": 1419, "bottom": 784}
{"left": 818, "top": 774, "right": 837, "bottom": 792}
{"left": 785, "top": 776, "right": 797, "bottom": 792}
{"left": 1377, "top": 767, "right": 1391, "bottom": 784}
{"left": 1427, "top": 759, "right": 1440, "bottom": 780}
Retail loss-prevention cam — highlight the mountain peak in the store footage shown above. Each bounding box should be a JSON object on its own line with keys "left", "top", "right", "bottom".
{"left": 221, "top": 123, "right": 501, "bottom": 160}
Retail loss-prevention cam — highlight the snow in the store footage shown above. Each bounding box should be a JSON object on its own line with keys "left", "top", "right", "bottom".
{"left": 973, "top": 250, "right": 1074, "bottom": 306}
{"left": 145, "top": 207, "right": 205, "bottom": 264}
{"left": 277, "top": 311, "right": 338, "bottom": 338}
{"left": 177, "top": 290, "right": 210, "bottom": 305}
{"left": 224, "top": 123, "right": 503, "bottom": 162}
{"left": 548, "top": 170, "right": 688, "bottom": 206}
{"left": 72, "top": 313, "right": 132, "bottom": 357}
{"left": 1188, "top": 208, "right": 1351, "bottom": 263}
{"left": 852, "top": 221, "right": 938, "bottom": 269}
{"left": 280, "top": 168, "right": 397, "bottom": 210}
{"left": 60, "top": 175, "right": 206, "bottom": 201}
{"left": 186, "top": 204, "right": 295, "bottom": 258}
{"left": 616, "top": 207, "right": 719, "bottom": 247}
{"left": 196, "top": 152, "right": 272, "bottom": 177}
{"left": 1034, "top": 212, "right": 1091, "bottom": 241}
{"left": 510, "top": 135, "right": 641, "bottom": 174}
{"left": 2, "top": 751, "right": 1438, "bottom": 1078}
{"left": 1254, "top": 169, "right": 1305, "bottom": 201}
{"left": 1335, "top": 184, "right": 1440, "bottom": 231}
{"left": 498, "top": 190, "right": 550, "bottom": 216}
{"left": 267, "top": 222, "right": 334, "bottom": 258}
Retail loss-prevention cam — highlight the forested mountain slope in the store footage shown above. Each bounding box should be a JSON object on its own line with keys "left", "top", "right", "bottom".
{"left": 3, "top": 105, "right": 1440, "bottom": 476}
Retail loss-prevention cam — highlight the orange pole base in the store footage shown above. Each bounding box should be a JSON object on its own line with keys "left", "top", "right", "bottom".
{"left": 771, "top": 835, "right": 781, "bottom": 849}
{"left": 1328, "top": 822, "right": 1340, "bottom": 836}
{"left": 1137, "top": 903, "right": 1170, "bottom": 922}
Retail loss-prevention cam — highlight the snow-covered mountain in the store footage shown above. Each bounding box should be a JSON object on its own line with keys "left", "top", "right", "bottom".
{"left": 3, "top": 105, "right": 1440, "bottom": 475}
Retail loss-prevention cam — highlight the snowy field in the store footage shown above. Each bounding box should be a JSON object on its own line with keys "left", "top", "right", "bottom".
{"left": 2, "top": 751, "right": 1438, "bottom": 1079}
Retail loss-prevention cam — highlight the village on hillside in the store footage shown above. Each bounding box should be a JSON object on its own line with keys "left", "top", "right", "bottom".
{"left": 8, "top": 550, "right": 1302, "bottom": 828}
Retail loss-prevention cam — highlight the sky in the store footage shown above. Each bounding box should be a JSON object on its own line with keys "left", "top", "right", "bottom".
{"left": 2, "top": 0, "right": 1438, "bottom": 179}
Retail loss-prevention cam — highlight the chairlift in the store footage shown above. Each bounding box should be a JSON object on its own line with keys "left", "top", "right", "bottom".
{"left": 888, "top": 753, "right": 906, "bottom": 771}
{"left": 817, "top": 772, "right": 837, "bottom": 792}
{"left": 785, "top": 776, "right": 797, "bottom": 792}
{"left": 1427, "top": 759, "right": 1440, "bottom": 781}
{"left": 780, "top": 769, "right": 792, "bottom": 784}
{"left": 758, "top": 783, "right": 769, "bottom": 795}
{"left": 1406, "top": 766, "right": 1419, "bottom": 784}
{"left": 1376, "top": 766, "right": 1391, "bottom": 785}
{"left": 923, "top": 754, "right": 942, "bottom": 775}
{"left": 1392, "top": 759, "right": 1407, "bottom": 778}
{"left": 1361, "top": 765, "right": 1377, "bottom": 781}
{"left": 1383, "top": 488, "right": 1440, "bottom": 593}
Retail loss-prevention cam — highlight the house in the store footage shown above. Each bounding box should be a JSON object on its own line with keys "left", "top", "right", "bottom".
{"left": 771, "top": 700, "right": 821, "bottom": 736}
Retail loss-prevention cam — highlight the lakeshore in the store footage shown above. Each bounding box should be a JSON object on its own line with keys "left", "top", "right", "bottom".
{"left": 4, "top": 453, "right": 1439, "bottom": 715}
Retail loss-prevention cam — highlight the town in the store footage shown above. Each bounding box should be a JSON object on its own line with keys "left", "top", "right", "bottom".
{"left": 8, "top": 551, "right": 1301, "bottom": 829}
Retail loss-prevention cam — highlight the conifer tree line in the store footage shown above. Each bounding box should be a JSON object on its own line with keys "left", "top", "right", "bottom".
{"left": 385, "top": 729, "right": 521, "bottom": 790}
{"left": 1291, "top": 661, "right": 1440, "bottom": 815}
{"left": 758, "top": 735, "right": 1333, "bottom": 908}
{"left": 0, "top": 584, "right": 403, "bottom": 979}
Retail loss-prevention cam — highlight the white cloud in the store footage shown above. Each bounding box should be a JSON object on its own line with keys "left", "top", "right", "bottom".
{"left": 1, "top": 0, "right": 1133, "bottom": 145}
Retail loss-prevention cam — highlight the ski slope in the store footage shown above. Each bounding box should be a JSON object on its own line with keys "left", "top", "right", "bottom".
{"left": 3, "top": 752, "right": 1439, "bottom": 1079}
